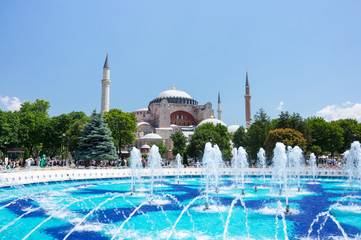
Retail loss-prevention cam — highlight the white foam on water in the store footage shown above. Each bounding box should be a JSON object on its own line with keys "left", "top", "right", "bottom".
{"left": 148, "top": 199, "right": 171, "bottom": 205}
{"left": 192, "top": 205, "right": 227, "bottom": 213}
{"left": 306, "top": 181, "right": 321, "bottom": 185}
{"left": 136, "top": 187, "right": 148, "bottom": 192}
{"left": 154, "top": 184, "right": 168, "bottom": 188}
{"left": 230, "top": 193, "right": 254, "bottom": 198}
{"left": 74, "top": 223, "right": 103, "bottom": 232}
{"left": 128, "top": 192, "right": 148, "bottom": 197}
{"left": 255, "top": 206, "right": 300, "bottom": 215}
{"left": 333, "top": 204, "right": 361, "bottom": 214}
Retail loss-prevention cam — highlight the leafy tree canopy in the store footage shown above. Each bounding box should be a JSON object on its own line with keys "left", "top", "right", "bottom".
{"left": 306, "top": 117, "right": 344, "bottom": 154}
{"left": 103, "top": 109, "right": 137, "bottom": 156}
{"left": 265, "top": 128, "right": 307, "bottom": 156}
{"left": 232, "top": 125, "right": 247, "bottom": 149}
{"left": 187, "top": 123, "right": 231, "bottom": 160}
{"left": 170, "top": 131, "right": 187, "bottom": 156}
{"left": 246, "top": 108, "right": 272, "bottom": 160}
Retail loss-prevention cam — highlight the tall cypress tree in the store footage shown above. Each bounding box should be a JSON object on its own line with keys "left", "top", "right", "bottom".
{"left": 76, "top": 110, "right": 117, "bottom": 165}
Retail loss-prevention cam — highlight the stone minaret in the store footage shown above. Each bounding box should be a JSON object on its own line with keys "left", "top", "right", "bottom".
{"left": 217, "top": 92, "right": 222, "bottom": 120}
{"left": 244, "top": 71, "right": 251, "bottom": 128}
{"left": 101, "top": 53, "right": 111, "bottom": 113}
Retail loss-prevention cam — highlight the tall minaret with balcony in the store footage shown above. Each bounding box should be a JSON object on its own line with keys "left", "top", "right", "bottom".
{"left": 101, "top": 53, "right": 111, "bottom": 113}
{"left": 245, "top": 71, "right": 251, "bottom": 128}
{"left": 217, "top": 92, "right": 222, "bottom": 120}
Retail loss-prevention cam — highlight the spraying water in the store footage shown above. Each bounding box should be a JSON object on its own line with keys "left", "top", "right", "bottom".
{"left": 257, "top": 148, "right": 267, "bottom": 186}
{"left": 202, "top": 142, "right": 224, "bottom": 209}
{"left": 213, "top": 145, "right": 224, "bottom": 193}
{"left": 309, "top": 153, "right": 317, "bottom": 182}
{"left": 148, "top": 145, "right": 163, "bottom": 201}
{"left": 238, "top": 146, "right": 249, "bottom": 194}
{"left": 272, "top": 142, "right": 290, "bottom": 213}
{"left": 175, "top": 154, "right": 183, "bottom": 184}
{"left": 345, "top": 141, "right": 361, "bottom": 187}
{"left": 290, "top": 146, "right": 304, "bottom": 192}
{"left": 231, "top": 148, "right": 241, "bottom": 188}
{"left": 130, "top": 147, "right": 142, "bottom": 194}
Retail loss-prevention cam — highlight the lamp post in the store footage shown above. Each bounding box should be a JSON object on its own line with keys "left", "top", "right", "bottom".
{"left": 61, "top": 134, "right": 66, "bottom": 164}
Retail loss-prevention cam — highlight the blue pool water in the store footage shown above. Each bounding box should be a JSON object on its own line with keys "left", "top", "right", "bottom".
{"left": 0, "top": 175, "right": 360, "bottom": 239}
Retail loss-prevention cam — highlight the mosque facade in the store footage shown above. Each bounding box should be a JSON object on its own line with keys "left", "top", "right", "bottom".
{"left": 99, "top": 54, "right": 251, "bottom": 158}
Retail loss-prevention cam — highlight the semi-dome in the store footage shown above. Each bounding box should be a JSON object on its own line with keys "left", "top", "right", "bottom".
{"left": 197, "top": 117, "right": 227, "bottom": 127}
{"left": 141, "top": 133, "right": 162, "bottom": 140}
{"left": 228, "top": 123, "right": 240, "bottom": 134}
{"left": 149, "top": 86, "right": 198, "bottom": 106}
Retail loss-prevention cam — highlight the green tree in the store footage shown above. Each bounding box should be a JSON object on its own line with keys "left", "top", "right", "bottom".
{"left": 103, "top": 109, "right": 137, "bottom": 156}
{"left": 18, "top": 99, "right": 50, "bottom": 158}
{"left": 65, "top": 113, "right": 89, "bottom": 155}
{"left": 170, "top": 131, "right": 187, "bottom": 156}
{"left": 43, "top": 114, "right": 72, "bottom": 158}
{"left": 76, "top": 111, "right": 117, "bottom": 166}
{"left": 306, "top": 117, "right": 344, "bottom": 155}
{"left": 232, "top": 126, "right": 247, "bottom": 149}
{"left": 187, "top": 123, "right": 231, "bottom": 160}
{"left": 0, "top": 110, "right": 21, "bottom": 154}
{"left": 264, "top": 128, "right": 307, "bottom": 156}
{"left": 274, "top": 111, "right": 311, "bottom": 144}
{"left": 335, "top": 119, "right": 361, "bottom": 153}
{"left": 246, "top": 108, "right": 272, "bottom": 160}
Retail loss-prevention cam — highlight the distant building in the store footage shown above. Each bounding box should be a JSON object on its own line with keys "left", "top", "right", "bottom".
{"left": 98, "top": 55, "right": 253, "bottom": 157}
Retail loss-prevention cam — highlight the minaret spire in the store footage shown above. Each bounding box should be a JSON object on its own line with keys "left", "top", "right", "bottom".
{"left": 217, "top": 92, "right": 222, "bottom": 120}
{"left": 244, "top": 70, "right": 251, "bottom": 128}
{"left": 101, "top": 53, "right": 111, "bottom": 113}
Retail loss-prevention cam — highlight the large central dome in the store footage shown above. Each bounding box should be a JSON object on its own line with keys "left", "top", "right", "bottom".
{"left": 157, "top": 89, "right": 192, "bottom": 99}
{"left": 149, "top": 87, "right": 198, "bottom": 106}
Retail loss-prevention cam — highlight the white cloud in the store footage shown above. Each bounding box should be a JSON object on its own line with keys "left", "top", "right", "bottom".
{"left": 0, "top": 96, "right": 22, "bottom": 112}
{"left": 342, "top": 101, "right": 352, "bottom": 106}
{"left": 277, "top": 101, "right": 284, "bottom": 111}
{"left": 316, "top": 103, "right": 361, "bottom": 121}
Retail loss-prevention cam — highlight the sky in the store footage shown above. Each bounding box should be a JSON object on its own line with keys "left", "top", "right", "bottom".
{"left": 1, "top": 0, "right": 361, "bottom": 127}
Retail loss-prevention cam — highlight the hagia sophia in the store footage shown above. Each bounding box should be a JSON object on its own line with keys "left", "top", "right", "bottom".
{"left": 100, "top": 54, "right": 251, "bottom": 158}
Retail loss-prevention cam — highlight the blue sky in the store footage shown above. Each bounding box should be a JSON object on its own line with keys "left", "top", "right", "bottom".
{"left": 1, "top": 0, "right": 361, "bottom": 126}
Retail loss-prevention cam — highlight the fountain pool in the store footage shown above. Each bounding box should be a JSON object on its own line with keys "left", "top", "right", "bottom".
{"left": 0, "top": 174, "right": 360, "bottom": 240}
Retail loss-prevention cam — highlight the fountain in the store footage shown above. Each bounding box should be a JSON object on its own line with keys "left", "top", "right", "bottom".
{"left": 238, "top": 146, "right": 249, "bottom": 195}
{"left": 257, "top": 148, "right": 267, "bottom": 187}
{"left": 148, "top": 145, "right": 163, "bottom": 202}
{"left": 309, "top": 153, "right": 317, "bottom": 182}
{"left": 345, "top": 141, "right": 361, "bottom": 186}
{"left": 175, "top": 153, "right": 183, "bottom": 184}
{"left": 290, "top": 146, "right": 304, "bottom": 192}
{"left": 231, "top": 148, "right": 241, "bottom": 188}
{"left": 202, "top": 142, "right": 224, "bottom": 209}
{"left": 129, "top": 147, "right": 142, "bottom": 195}
{"left": 272, "top": 142, "right": 290, "bottom": 213}
{"left": 0, "top": 142, "right": 360, "bottom": 239}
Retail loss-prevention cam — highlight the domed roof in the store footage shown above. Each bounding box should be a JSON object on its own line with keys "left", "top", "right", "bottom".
{"left": 137, "top": 121, "right": 151, "bottom": 127}
{"left": 156, "top": 89, "right": 192, "bottom": 99}
{"left": 198, "top": 117, "right": 227, "bottom": 127}
{"left": 141, "top": 144, "right": 151, "bottom": 149}
{"left": 134, "top": 108, "right": 148, "bottom": 112}
{"left": 141, "top": 133, "right": 162, "bottom": 140}
{"left": 228, "top": 123, "right": 240, "bottom": 134}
